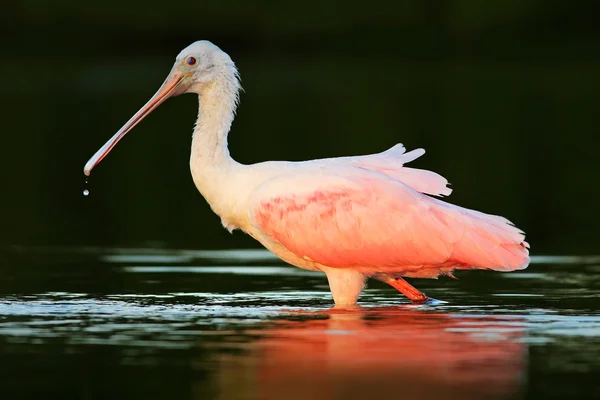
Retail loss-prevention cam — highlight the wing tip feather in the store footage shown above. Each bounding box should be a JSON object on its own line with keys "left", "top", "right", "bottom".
{"left": 382, "top": 144, "right": 426, "bottom": 164}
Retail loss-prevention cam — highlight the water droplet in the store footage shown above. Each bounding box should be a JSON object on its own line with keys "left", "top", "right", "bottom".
{"left": 83, "top": 175, "right": 90, "bottom": 197}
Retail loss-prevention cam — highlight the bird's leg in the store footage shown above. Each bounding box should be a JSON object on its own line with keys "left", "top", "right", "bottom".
{"left": 322, "top": 267, "right": 366, "bottom": 308}
{"left": 380, "top": 275, "right": 429, "bottom": 302}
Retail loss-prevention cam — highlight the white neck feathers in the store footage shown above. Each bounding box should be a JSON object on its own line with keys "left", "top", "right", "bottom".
{"left": 189, "top": 67, "right": 242, "bottom": 208}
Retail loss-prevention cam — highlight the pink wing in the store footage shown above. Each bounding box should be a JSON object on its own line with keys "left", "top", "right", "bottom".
{"left": 249, "top": 165, "right": 529, "bottom": 277}
{"left": 329, "top": 143, "right": 452, "bottom": 197}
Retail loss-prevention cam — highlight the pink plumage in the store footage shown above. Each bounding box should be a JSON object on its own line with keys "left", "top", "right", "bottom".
{"left": 250, "top": 146, "right": 528, "bottom": 282}
{"left": 84, "top": 41, "right": 529, "bottom": 307}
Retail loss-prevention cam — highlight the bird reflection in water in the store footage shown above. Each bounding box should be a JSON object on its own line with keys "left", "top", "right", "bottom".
{"left": 214, "top": 308, "right": 526, "bottom": 400}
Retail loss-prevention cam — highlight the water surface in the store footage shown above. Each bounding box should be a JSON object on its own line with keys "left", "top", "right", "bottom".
{"left": 1, "top": 247, "right": 599, "bottom": 399}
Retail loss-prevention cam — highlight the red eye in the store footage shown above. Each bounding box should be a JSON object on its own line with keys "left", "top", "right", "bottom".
{"left": 186, "top": 57, "right": 197, "bottom": 66}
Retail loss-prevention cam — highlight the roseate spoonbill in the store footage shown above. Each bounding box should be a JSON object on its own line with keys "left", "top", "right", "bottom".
{"left": 84, "top": 41, "right": 529, "bottom": 307}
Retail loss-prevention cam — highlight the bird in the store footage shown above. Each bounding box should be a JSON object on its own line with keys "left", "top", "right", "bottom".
{"left": 84, "top": 41, "right": 530, "bottom": 307}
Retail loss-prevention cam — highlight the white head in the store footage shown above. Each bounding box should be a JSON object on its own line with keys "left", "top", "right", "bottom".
{"left": 83, "top": 40, "right": 240, "bottom": 175}
{"left": 174, "top": 41, "right": 240, "bottom": 94}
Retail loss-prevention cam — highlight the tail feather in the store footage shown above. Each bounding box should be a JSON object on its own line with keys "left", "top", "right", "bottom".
{"left": 452, "top": 207, "right": 529, "bottom": 271}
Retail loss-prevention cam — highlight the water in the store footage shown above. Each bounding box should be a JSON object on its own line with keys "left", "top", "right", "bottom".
{"left": 82, "top": 177, "right": 89, "bottom": 197}
{"left": 0, "top": 247, "right": 598, "bottom": 399}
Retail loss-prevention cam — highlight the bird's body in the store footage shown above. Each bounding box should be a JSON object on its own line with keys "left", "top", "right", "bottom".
{"left": 85, "top": 41, "right": 529, "bottom": 307}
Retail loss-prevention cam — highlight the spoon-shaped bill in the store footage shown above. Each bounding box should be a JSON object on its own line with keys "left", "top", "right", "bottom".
{"left": 83, "top": 69, "right": 187, "bottom": 176}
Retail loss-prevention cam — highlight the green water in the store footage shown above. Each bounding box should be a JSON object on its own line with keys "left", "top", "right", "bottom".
{"left": 1, "top": 247, "right": 598, "bottom": 399}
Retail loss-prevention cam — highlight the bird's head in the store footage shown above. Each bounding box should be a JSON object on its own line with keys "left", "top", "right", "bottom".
{"left": 170, "top": 40, "right": 240, "bottom": 95}
{"left": 83, "top": 40, "right": 240, "bottom": 176}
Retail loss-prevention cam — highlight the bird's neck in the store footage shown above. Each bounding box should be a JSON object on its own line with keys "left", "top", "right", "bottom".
{"left": 189, "top": 73, "right": 241, "bottom": 207}
{"left": 190, "top": 76, "right": 239, "bottom": 168}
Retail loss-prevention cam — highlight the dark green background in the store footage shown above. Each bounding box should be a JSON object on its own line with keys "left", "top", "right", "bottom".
{"left": 2, "top": 0, "right": 598, "bottom": 254}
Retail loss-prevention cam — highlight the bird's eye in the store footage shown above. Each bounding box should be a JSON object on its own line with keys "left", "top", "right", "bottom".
{"left": 186, "top": 57, "right": 197, "bottom": 66}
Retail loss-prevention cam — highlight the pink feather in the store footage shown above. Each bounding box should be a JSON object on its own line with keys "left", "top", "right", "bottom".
{"left": 250, "top": 163, "right": 528, "bottom": 278}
